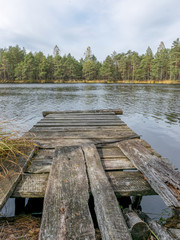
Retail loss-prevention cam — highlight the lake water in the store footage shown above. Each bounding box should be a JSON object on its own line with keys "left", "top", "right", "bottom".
{"left": 0, "top": 83, "right": 180, "bottom": 219}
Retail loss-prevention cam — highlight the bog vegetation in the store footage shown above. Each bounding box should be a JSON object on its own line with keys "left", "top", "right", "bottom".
{"left": 0, "top": 39, "right": 179, "bottom": 83}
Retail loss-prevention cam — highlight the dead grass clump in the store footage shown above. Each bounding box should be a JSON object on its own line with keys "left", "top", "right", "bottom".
{"left": 0, "top": 122, "right": 36, "bottom": 178}
{"left": 0, "top": 214, "right": 41, "bottom": 240}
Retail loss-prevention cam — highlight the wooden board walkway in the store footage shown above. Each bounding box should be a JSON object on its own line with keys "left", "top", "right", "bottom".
{"left": 0, "top": 109, "right": 179, "bottom": 240}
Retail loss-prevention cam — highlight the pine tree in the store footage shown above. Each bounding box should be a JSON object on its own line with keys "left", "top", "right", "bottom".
{"left": 139, "top": 47, "right": 153, "bottom": 80}
{"left": 99, "top": 55, "right": 115, "bottom": 80}
{"left": 151, "top": 42, "right": 170, "bottom": 80}
{"left": 82, "top": 47, "right": 99, "bottom": 80}
{"left": 170, "top": 38, "right": 180, "bottom": 80}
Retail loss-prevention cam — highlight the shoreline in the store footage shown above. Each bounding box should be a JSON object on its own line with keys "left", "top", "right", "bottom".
{"left": 0, "top": 80, "right": 180, "bottom": 84}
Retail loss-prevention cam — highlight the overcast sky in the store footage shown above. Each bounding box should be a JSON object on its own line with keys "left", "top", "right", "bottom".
{"left": 0, "top": 0, "right": 179, "bottom": 61}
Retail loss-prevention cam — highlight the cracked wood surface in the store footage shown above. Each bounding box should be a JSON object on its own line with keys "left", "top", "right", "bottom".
{"left": 117, "top": 139, "right": 180, "bottom": 208}
{"left": 0, "top": 147, "right": 35, "bottom": 211}
{"left": 82, "top": 144, "right": 132, "bottom": 240}
{"left": 39, "top": 146, "right": 95, "bottom": 240}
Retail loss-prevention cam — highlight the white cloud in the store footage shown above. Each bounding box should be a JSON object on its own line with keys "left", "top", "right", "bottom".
{"left": 0, "top": 0, "right": 179, "bottom": 60}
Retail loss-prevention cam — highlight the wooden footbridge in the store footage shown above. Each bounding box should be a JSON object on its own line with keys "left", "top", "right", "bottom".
{"left": 0, "top": 109, "right": 180, "bottom": 239}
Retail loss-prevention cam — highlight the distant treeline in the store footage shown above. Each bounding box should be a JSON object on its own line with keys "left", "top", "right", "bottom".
{"left": 0, "top": 38, "right": 179, "bottom": 83}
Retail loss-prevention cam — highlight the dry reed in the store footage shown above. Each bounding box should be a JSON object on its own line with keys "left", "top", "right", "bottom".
{"left": 0, "top": 121, "right": 36, "bottom": 178}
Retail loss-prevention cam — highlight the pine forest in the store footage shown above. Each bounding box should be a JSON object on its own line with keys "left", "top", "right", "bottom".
{"left": 0, "top": 39, "right": 179, "bottom": 83}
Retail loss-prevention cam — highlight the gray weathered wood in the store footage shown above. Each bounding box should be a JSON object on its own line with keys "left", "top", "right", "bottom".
{"left": 123, "top": 209, "right": 150, "bottom": 240}
{"left": 82, "top": 144, "right": 132, "bottom": 240}
{"left": 43, "top": 112, "right": 116, "bottom": 117}
{"left": 138, "top": 211, "right": 174, "bottom": 240}
{"left": 24, "top": 130, "right": 136, "bottom": 139}
{"left": 37, "top": 120, "right": 123, "bottom": 123}
{"left": 168, "top": 228, "right": 180, "bottom": 239}
{"left": 12, "top": 171, "right": 156, "bottom": 198}
{"left": 12, "top": 173, "right": 49, "bottom": 198}
{"left": 42, "top": 109, "right": 123, "bottom": 117}
{"left": 0, "top": 147, "right": 35, "bottom": 211}
{"left": 26, "top": 146, "right": 135, "bottom": 173}
{"left": 26, "top": 159, "right": 53, "bottom": 173}
{"left": 36, "top": 139, "right": 93, "bottom": 148}
{"left": 102, "top": 158, "right": 136, "bottom": 170}
{"left": 97, "top": 146, "right": 125, "bottom": 158}
{"left": 39, "top": 146, "right": 95, "bottom": 240}
{"left": 30, "top": 126, "right": 127, "bottom": 132}
{"left": 26, "top": 157, "right": 135, "bottom": 173}
{"left": 44, "top": 116, "right": 120, "bottom": 120}
{"left": 117, "top": 139, "right": 180, "bottom": 208}
{"left": 35, "top": 122, "right": 126, "bottom": 127}
{"left": 107, "top": 171, "right": 157, "bottom": 196}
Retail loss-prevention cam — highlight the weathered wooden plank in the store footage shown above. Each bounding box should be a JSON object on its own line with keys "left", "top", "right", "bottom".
{"left": 12, "top": 171, "right": 156, "bottom": 198}
{"left": 82, "top": 144, "right": 132, "bottom": 240}
{"left": 44, "top": 116, "right": 120, "bottom": 120}
{"left": 107, "top": 171, "right": 157, "bottom": 196}
{"left": 35, "top": 122, "right": 126, "bottom": 127}
{"left": 103, "top": 158, "right": 136, "bottom": 170}
{"left": 30, "top": 126, "right": 128, "bottom": 132}
{"left": 97, "top": 146, "right": 125, "bottom": 158}
{"left": 31, "top": 146, "right": 126, "bottom": 161}
{"left": 168, "top": 228, "right": 180, "bottom": 239}
{"left": 42, "top": 109, "right": 123, "bottom": 117}
{"left": 26, "top": 159, "right": 53, "bottom": 173}
{"left": 39, "top": 119, "right": 124, "bottom": 124}
{"left": 39, "top": 146, "right": 96, "bottom": 240}
{"left": 44, "top": 112, "right": 116, "bottom": 117}
{"left": 36, "top": 139, "right": 93, "bottom": 148}
{"left": 24, "top": 130, "right": 136, "bottom": 139}
{"left": 26, "top": 157, "right": 135, "bottom": 173}
{"left": 12, "top": 173, "right": 49, "bottom": 198}
{"left": 31, "top": 149, "right": 54, "bottom": 159}
{"left": 35, "top": 135, "right": 140, "bottom": 148}
{"left": 0, "top": 147, "right": 35, "bottom": 210}
{"left": 26, "top": 146, "right": 135, "bottom": 173}
{"left": 117, "top": 139, "right": 180, "bottom": 208}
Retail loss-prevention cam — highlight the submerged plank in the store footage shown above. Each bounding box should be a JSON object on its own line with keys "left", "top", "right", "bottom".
{"left": 82, "top": 144, "right": 132, "bottom": 240}
{"left": 0, "top": 147, "right": 35, "bottom": 211}
{"left": 117, "top": 139, "right": 180, "bottom": 208}
{"left": 39, "top": 146, "right": 95, "bottom": 240}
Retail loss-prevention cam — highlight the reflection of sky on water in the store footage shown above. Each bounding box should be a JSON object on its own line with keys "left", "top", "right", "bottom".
{"left": 0, "top": 83, "right": 180, "bottom": 217}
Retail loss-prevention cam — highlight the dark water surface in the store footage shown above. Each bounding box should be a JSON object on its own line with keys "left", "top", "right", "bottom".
{"left": 0, "top": 83, "right": 180, "bottom": 218}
